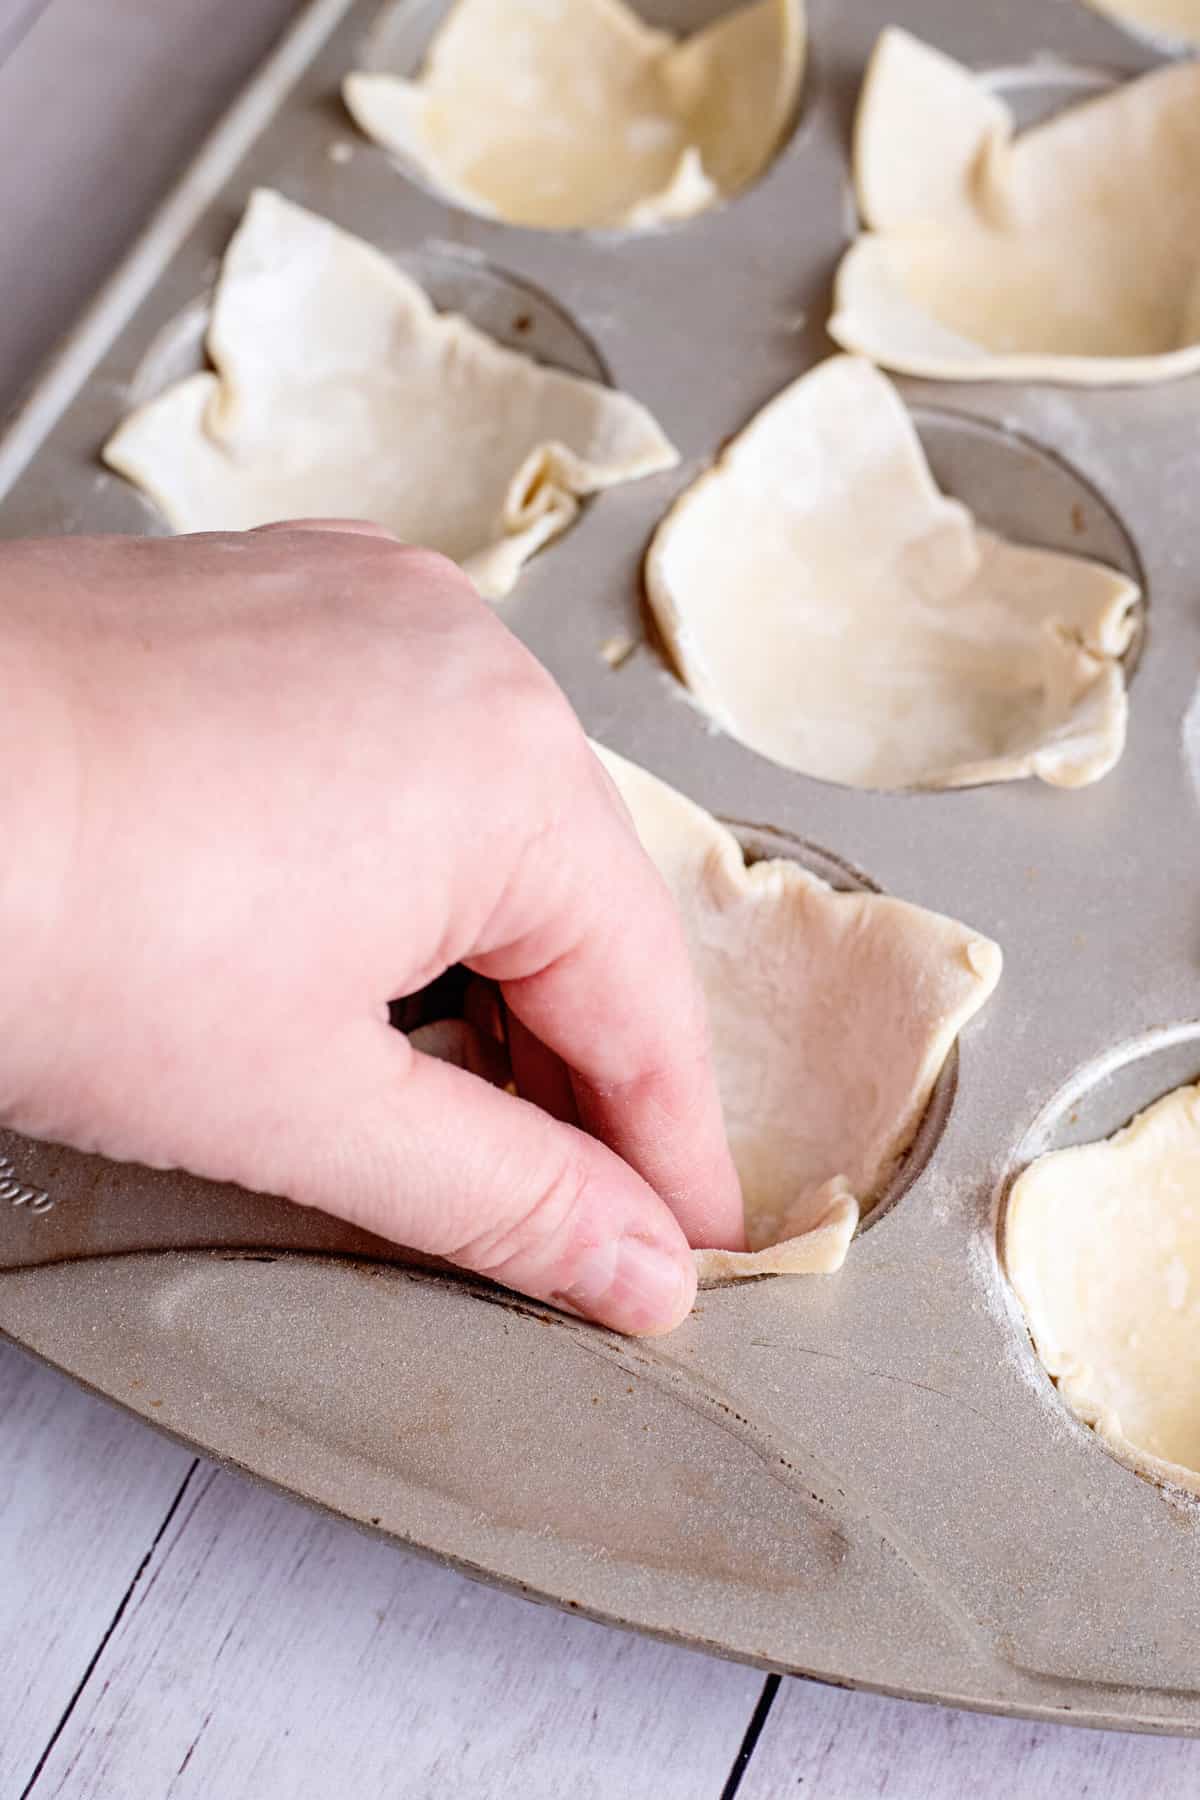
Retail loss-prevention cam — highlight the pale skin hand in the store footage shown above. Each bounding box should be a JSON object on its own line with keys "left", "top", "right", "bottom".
{"left": 0, "top": 524, "right": 744, "bottom": 1333}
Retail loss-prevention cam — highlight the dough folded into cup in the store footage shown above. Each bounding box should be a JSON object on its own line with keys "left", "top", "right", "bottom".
{"left": 1007, "top": 1083, "right": 1200, "bottom": 1493}
{"left": 646, "top": 355, "right": 1140, "bottom": 791}
{"left": 596, "top": 748, "right": 1002, "bottom": 1281}
{"left": 344, "top": 0, "right": 805, "bottom": 231}
{"left": 1081, "top": 0, "right": 1200, "bottom": 46}
{"left": 103, "top": 190, "right": 677, "bottom": 599}
{"left": 830, "top": 29, "right": 1200, "bottom": 384}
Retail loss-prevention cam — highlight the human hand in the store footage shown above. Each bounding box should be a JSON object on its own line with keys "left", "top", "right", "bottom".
{"left": 0, "top": 524, "right": 743, "bottom": 1333}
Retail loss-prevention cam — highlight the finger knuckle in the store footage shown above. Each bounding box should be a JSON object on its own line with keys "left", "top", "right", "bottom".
{"left": 483, "top": 660, "right": 587, "bottom": 786}
{"left": 364, "top": 542, "right": 471, "bottom": 600}
{"left": 454, "top": 1149, "right": 592, "bottom": 1284}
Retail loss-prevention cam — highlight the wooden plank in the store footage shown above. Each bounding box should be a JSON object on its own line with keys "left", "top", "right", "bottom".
{"left": 736, "top": 1673, "right": 1200, "bottom": 1799}
{"left": 0, "top": 1344, "right": 193, "bottom": 1797}
{"left": 29, "top": 1463, "right": 765, "bottom": 1799}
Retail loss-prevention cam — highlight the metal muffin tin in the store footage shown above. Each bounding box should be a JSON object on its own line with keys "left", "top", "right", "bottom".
{"left": 3, "top": 0, "right": 1200, "bottom": 1732}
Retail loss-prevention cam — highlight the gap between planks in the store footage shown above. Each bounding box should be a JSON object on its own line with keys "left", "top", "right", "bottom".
{"left": 19, "top": 1459, "right": 203, "bottom": 1800}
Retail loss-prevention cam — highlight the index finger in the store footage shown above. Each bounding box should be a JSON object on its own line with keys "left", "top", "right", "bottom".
{"left": 469, "top": 749, "right": 745, "bottom": 1253}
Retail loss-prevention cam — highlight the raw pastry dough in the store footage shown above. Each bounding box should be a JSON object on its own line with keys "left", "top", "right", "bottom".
{"left": 645, "top": 355, "right": 1140, "bottom": 790}
{"left": 103, "top": 190, "right": 677, "bottom": 599}
{"left": 597, "top": 746, "right": 1002, "bottom": 1280}
{"left": 1006, "top": 1083, "right": 1200, "bottom": 1493}
{"left": 343, "top": 0, "right": 804, "bottom": 231}
{"left": 1081, "top": 0, "right": 1200, "bottom": 46}
{"left": 830, "top": 29, "right": 1200, "bottom": 384}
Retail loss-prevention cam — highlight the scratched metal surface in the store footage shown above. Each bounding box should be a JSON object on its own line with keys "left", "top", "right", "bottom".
{"left": 2, "top": 0, "right": 1200, "bottom": 1731}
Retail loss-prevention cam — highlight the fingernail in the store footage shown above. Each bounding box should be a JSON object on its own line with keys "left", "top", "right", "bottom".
{"left": 560, "top": 1236, "right": 695, "bottom": 1335}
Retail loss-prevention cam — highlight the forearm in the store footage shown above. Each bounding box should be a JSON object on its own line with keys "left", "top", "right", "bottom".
{"left": 0, "top": 594, "right": 78, "bottom": 1119}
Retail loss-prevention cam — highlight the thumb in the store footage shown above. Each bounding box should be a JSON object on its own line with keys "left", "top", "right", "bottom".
{"left": 245, "top": 1021, "right": 698, "bottom": 1336}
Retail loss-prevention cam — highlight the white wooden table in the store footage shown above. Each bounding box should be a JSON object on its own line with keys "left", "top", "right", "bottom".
{"left": 8, "top": 1338, "right": 1200, "bottom": 1799}
{"left": 4, "top": 3, "right": 1200, "bottom": 1793}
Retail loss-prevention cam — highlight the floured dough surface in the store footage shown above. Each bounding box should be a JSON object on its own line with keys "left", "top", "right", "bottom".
{"left": 103, "top": 190, "right": 676, "bottom": 599}
{"left": 646, "top": 355, "right": 1139, "bottom": 791}
{"left": 344, "top": 0, "right": 804, "bottom": 231}
{"left": 597, "top": 746, "right": 1002, "bottom": 1280}
{"left": 1006, "top": 1084, "right": 1200, "bottom": 1493}
{"left": 830, "top": 29, "right": 1200, "bottom": 384}
{"left": 1082, "top": 0, "right": 1200, "bottom": 45}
